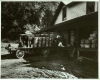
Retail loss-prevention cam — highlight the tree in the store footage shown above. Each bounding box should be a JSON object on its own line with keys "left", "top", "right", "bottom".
{"left": 1, "top": 2, "right": 59, "bottom": 40}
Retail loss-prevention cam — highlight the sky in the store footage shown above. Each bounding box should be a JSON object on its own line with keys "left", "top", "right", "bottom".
{"left": 62, "top": 1, "right": 72, "bottom": 5}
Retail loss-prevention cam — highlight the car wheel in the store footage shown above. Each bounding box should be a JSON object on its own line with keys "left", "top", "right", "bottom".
{"left": 16, "top": 50, "right": 25, "bottom": 59}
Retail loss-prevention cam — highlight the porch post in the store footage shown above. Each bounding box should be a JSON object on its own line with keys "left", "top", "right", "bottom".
{"left": 77, "top": 22, "right": 79, "bottom": 59}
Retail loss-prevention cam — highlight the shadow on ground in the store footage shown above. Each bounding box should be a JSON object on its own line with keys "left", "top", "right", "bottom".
{"left": 23, "top": 52, "right": 98, "bottom": 78}
{"left": 1, "top": 43, "right": 98, "bottom": 78}
{"left": 1, "top": 47, "right": 98, "bottom": 78}
{"left": 1, "top": 54, "right": 16, "bottom": 59}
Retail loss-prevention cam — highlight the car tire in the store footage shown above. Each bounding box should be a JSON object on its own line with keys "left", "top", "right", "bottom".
{"left": 16, "top": 50, "right": 25, "bottom": 59}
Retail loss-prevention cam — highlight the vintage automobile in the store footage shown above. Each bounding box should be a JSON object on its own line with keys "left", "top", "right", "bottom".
{"left": 5, "top": 33, "right": 55, "bottom": 59}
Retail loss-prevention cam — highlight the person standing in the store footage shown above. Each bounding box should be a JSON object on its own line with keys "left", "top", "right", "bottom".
{"left": 56, "top": 34, "right": 65, "bottom": 55}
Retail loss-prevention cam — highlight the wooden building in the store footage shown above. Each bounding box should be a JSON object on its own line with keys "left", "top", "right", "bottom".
{"left": 38, "top": 1, "right": 98, "bottom": 60}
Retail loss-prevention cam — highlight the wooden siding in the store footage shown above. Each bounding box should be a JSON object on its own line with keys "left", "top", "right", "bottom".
{"left": 54, "top": 8, "right": 63, "bottom": 24}
{"left": 54, "top": 2, "right": 98, "bottom": 25}
{"left": 67, "top": 2, "right": 86, "bottom": 20}
{"left": 95, "top": 2, "right": 98, "bottom": 12}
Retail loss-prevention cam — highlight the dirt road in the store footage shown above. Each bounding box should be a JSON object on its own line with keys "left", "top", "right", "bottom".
{"left": 1, "top": 43, "right": 98, "bottom": 79}
{"left": 1, "top": 54, "right": 78, "bottom": 79}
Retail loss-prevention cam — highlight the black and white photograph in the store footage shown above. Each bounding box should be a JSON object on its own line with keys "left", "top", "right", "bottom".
{"left": 1, "top": 0, "right": 99, "bottom": 79}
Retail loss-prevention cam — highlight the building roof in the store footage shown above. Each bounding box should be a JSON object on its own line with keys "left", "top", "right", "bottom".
{"left": 37, "top": 12, "right": 98, "bottom": 33}
{"left": 50, "top": 2, "right": 65, "bottom": 26}
{"left": 50, "top": 1, "right": 81, "bottom": 26}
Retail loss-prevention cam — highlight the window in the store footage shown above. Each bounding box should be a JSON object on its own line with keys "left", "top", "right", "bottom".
{"left": 62, "top": 7, "right": 66, "bottom": 21}
{"left": 86, "top": 2, "right": 95, "bottom": 14}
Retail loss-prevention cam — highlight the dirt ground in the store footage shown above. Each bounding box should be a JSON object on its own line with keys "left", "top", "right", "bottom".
{"left": 1, "top": 43, "right": 98, "bottom": 79}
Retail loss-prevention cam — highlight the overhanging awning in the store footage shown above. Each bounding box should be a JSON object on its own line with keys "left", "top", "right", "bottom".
{"left": 37, "top": 12, "right": 98, "bottom": 33}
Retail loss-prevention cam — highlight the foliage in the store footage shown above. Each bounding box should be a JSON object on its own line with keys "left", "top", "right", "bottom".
{"left": 1, "top": 1, "right": 59, "bottom": 40}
